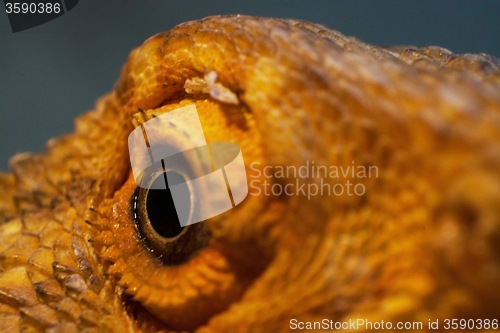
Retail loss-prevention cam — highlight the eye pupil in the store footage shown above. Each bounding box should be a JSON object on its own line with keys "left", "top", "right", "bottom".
{"left": 134, "top": 167, "right": 210, "bottom": 266}
{"left": 146, "top": 171, "right": 189, "bottom": 238}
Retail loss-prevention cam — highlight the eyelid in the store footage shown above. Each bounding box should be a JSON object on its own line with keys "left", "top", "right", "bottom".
{"left": 129, "top": 104, "right": 207, "bottom": 183}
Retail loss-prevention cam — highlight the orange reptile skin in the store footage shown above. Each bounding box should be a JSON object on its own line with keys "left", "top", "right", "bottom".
{"left": 0, "top": 15, "right": 500, "bottom": 332}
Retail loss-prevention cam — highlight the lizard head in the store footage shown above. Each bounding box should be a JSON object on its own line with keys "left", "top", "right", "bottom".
{"left": 1, "top": 15, "right": 500, "bottom": 332}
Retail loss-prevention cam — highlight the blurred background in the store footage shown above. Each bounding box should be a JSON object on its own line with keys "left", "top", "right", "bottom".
{"left": 1, "top": 0, "right": 499, "bottom": 170}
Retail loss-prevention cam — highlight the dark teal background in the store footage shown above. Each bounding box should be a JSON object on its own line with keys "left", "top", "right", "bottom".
{"left": 1, "top": 0, "right": 499, "bottom": 170}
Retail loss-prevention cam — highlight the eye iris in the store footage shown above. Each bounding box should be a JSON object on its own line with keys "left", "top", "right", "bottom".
{"left": 146, "top": 171, "right": 190, "bottom": 238}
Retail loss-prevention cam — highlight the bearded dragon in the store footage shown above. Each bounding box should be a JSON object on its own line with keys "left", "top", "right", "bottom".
{"left": 0, "top": 15, "right": 499, "bottom": 332}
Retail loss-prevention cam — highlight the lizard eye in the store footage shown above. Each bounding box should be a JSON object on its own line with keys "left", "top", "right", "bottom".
{"left": 144, "top": 171, "right": 186, "bottom": 238}
{"left": 99, "top": 99, "right": 264, "bottom": 331}
{"left": 133, "top": 168, "right": 211, "bottom": 265}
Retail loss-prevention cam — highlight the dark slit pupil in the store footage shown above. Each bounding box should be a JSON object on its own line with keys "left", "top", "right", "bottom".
{"left": 146, "top": 171, "right": 188, "bottom": 238}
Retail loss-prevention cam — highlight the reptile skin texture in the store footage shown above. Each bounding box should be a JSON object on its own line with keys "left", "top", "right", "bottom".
{"left": 0, "top": 15, "right": 499, "bottom": 332}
